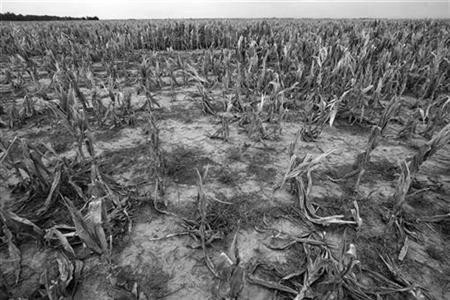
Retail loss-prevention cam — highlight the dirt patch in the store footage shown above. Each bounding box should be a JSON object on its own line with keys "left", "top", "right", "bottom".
{"left": 312, "top": 196, "right": 355, "bottom": 217}
{"left": 158, "top": 103, "right": 203, "bottom": 124}
{"left": 247, "top": 164, "right": 277, "bottom": 184}
{"left": 165, "top": 145, "right": 215, "bottom": 185}
{"left": 333, "top": 118, "right": 373, "bottom": 136}
{"left": 109, "top": 263, "right": 169, "bottom": 299}
{"left": 207, "top": 193, "right": 268, "bottom": 233}
{"left": 434, "top": 220, "right": 450, "bottom": 240}
{"left": 241, "top": 149, "right": 277, "bottom": 183}
{"left": 214, "top": 167, "right": 241, "bottom": 186}
{"left": 117, "top": 216, "right": 214, "bottom": 299}
{"left": 93, "top": 128, "right": 123, "bottom": 143}
{"left": 100, "top": 143, "right": 148, "bottom": 178}
{"left": 21, "top": 125, "right": 74, "bottom": 153}
{"left": 425, "top": 245, "right": 446, "bottom": 262}
{"left": 0, "top": 245, "right": 57, "bottom": 298}
{"left": 226, "top": 146, "right": 243, "bottom": 162}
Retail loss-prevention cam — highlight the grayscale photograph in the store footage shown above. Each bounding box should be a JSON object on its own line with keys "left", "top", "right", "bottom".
{"left": 0, "top": 0, "right": 449, "bottom": 299}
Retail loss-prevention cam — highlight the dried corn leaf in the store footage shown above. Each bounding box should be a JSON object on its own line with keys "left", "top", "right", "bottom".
{"left": 45, "top": 227, "right": 75, "bottom": 256}
{"left": 2, "top": 225, "right": 21, "bottom": 284}
{"left": 229, "top": 265, "right": 244, "bottom": 299}
{"left": 393, "top": 160, "right": 412, "bottom": 214}
{"left": 277, "top": 150, "right": 335, "bottom": 191}
{"left": 64, "top": 198, "right": 103, "bottom": 254}
{"left": 329, "top": 104, "right": 338, "bottom": 127}
{"left": 417, "top": 213, "right": 450, "bottom": 223}
{"left": 398, "top": 237, "right": 409, "bottom": 262}
{"left": 42, "top": 252, "right": 80, "bottom": 299}
{"left": 87, "top": 197, "right": 109, "bottom": 255}
{"left": 227, "top": 222, "right": 240, "bottom": 265}
{"left": 0, "top": 208, "right": 43, "bottom": 237}
{"left": 56, "top": 252, "right": 74, "bottom": 291}
{"left": 247, "top": 273, "right": 298, "bottom": 295}
{"left": 40, "top": 167, "right": 62, "bottom": 214}
{"left": 350, "top": 200, "right": 363, "bottom": 228}
{"left": 296, "top": 177, "right": 358, "bottom": 227}
{"left": 0, "top": 136, "right": 18, "bottom": 166}
{"left": 409, "top": 123, "right": 450, "bottom": 174}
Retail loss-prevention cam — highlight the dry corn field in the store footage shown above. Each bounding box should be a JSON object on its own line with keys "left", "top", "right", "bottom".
{"left": 0, "top": 19, "right": 449, "bottom": 300}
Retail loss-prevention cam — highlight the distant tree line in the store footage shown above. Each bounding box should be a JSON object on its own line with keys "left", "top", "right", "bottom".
{"left": 1, "top": 12, "right": 99, "bottom": 21}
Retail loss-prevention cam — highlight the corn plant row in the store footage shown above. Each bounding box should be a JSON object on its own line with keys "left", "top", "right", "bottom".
{"left": 2, "top": 20, "right": 448, "bottom": 139}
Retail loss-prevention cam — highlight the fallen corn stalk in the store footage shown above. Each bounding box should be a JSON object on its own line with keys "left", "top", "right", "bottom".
{"left": 275, "top": 150, "right": 361, "bottom": 227}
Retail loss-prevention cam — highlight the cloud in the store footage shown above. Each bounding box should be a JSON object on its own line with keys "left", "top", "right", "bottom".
{"left": 2, "top": 0, "right": 449, "bottom": 19}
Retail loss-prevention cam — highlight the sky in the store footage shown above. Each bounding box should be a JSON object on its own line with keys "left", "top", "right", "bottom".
{"left": 1, "top": 0, "right": 449, "bottom": 19}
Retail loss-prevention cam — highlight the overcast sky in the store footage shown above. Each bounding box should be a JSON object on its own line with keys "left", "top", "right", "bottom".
{"left": 2, "top": 0, "right": 449, "bottom": 19}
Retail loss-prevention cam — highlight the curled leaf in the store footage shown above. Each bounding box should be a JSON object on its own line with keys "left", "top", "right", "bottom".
{"left": 45, "top": 227, "right": 76, "bottom": 256}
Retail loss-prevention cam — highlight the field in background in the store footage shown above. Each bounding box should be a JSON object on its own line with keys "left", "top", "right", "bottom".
{"left": 0, "top": 19, "right": 449, "bottom": 299}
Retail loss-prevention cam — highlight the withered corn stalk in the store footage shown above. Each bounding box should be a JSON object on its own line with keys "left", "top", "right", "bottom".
{"left": 397, "top": 117, "right": 418, "bottom": 140}
{"left": 64, "top": 197, "right": 109, "bottom": 256}
{"left": 3, "top": 20, "right": 448, "bottom": 125}
{"left": 344, "top": 97, "right": 400, "bottom": 188}
{"left": 392, "top": 123, "right": 450, "bottom": 217}
{"left": 0, "top": 135, "right": 130, "bottom": 258}
{"left": 209, "top": 114, "right": 231, "bottom": 142}
{"left": 142, "top": 111, "right": 167, "bottom": 208}
{"left": 195, "top": 83, "right": 216, "bottom": 115}
{"left": 67, "top": 71, "right": 89, "bottom": 111}
{"left": 239, "top": 109, "right": 267, "bottom": 142}
{"left": 195, "top": 166, "right": 219, "bottom": 277}
{"left": 47, "top": 98, "right": 95, "bottom": 161}
{"left": 275, "top": 150, "right": 335, "bottom": 192}
{"left": 296, "top": 168, "right": 362, "bottom": 227}
{"left": 421, "top": 96, "right": 450, "bottom": 137}
{"left": 288, "top": 128, "right": 302, "bottom": 158}
{"left": 276, "top": 150, "right": 362, "bottom": 227}
{"left": 408, "top": 123, "right": 450, "bottom": 175}
{"left": 392, "top": 161, "right": 412, "bottom": 216}
{"left": 248, "top": 236, "right": 408, "bottom": 299}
